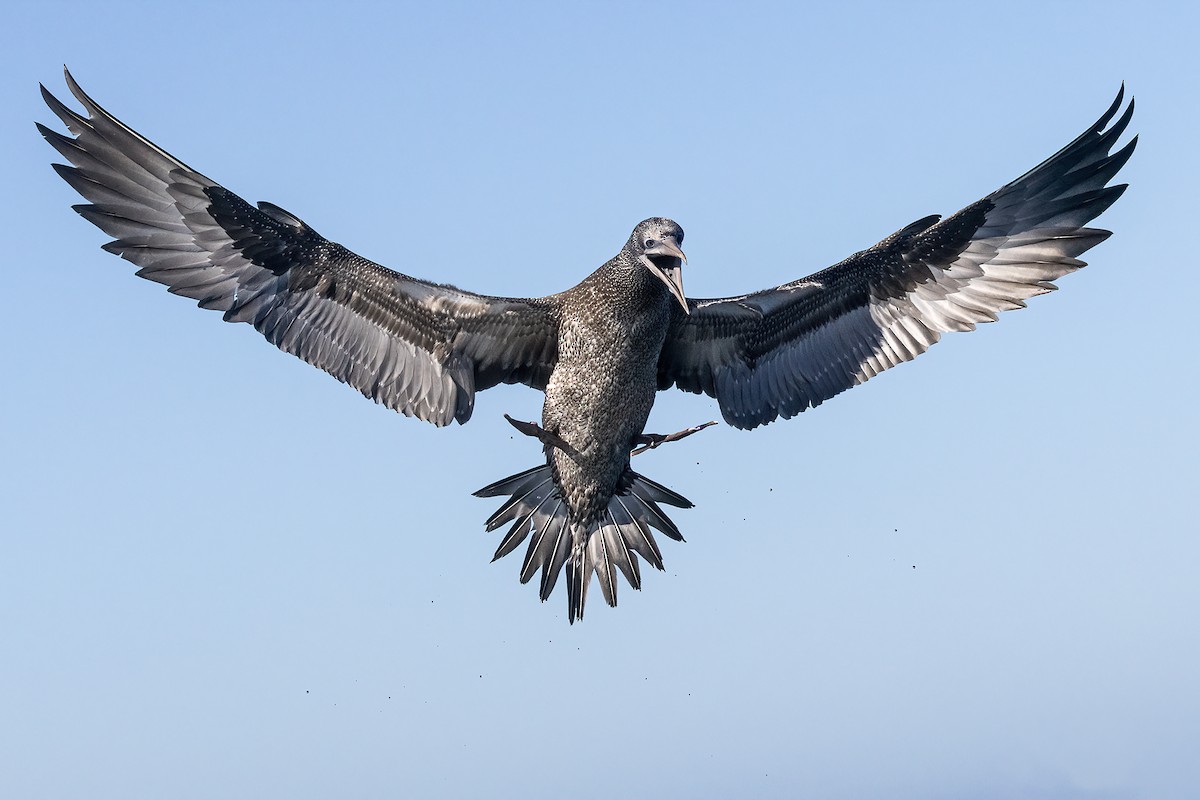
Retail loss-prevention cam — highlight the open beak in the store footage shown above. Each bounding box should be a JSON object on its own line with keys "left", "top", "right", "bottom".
{"left": 640, "top": 237, "right": 690, "bottom": 315}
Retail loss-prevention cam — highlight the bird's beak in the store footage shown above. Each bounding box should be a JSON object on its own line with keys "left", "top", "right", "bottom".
{"left": 640, "top": 237, "right": 690, "bottom": 315}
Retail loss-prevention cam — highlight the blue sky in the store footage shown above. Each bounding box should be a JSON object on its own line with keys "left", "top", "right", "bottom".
{"left": 2, "top": 1, "right": 1196, "bottom": 798}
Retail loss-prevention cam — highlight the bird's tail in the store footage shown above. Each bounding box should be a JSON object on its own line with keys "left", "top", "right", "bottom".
{"left": 473, "top": 466, "right": 692, "bottom": 622}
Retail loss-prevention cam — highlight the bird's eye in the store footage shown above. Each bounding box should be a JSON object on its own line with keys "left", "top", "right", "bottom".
{"left": 644, "top": 239, "right": 658, "bottom": 249}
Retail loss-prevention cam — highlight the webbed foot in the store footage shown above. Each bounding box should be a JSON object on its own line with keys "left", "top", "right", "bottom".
{"left": 504, "top": 414, "right": 578, "bottom": 457}
{"left": 631, "top": 421, "right": 717, "bottom": 456}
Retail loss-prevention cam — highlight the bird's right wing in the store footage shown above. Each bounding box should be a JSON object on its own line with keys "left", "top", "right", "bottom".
{"left": 658, "top": 88, "right": 1136, "bottom": 430}
{"left": 39, "top": 69, "right": 560, "bottom": 427}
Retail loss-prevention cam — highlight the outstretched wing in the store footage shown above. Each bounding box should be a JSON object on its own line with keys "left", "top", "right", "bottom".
{"left": 658, "top": 88, "right": 1136, "bottom": 430}
{"left": 39, "top": 69, "right": 559, "bottom": 426}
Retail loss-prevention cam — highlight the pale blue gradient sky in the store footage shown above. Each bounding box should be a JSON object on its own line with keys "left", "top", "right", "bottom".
{"left": 2, "top": 2, "right": 1197, "bottom": 798}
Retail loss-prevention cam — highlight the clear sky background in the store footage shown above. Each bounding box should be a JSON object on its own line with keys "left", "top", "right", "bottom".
{"left": 2, "top": 1, "right": 1196, "bottom": 798}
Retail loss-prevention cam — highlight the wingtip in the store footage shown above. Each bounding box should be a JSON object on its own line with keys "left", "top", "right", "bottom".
{"left": 60, "top": 66, "right": 106, "bottom": 120}
{"left": 63, "top": 65, "right": 83, "bottom": 99}
{"left": 1088, "top": 83, "right": 1131, "bottom": 137}
{"left": 1110, "top": 93, "right": 1136, "bottom": 138}
{"left": 39, "top": 81, "right": 61, "bottom": 111}
{"left": 1105, "top": 83, "right": 1125, "bottom": 124}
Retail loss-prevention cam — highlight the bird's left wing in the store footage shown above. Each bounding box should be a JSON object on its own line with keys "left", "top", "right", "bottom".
{"left": 39, "top": 70, "right": 559, "bottom": 427}
{"left": 658, "top": 88, "right": 1136, "bottom": 430}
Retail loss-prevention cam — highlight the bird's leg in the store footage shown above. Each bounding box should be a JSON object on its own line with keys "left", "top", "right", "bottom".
{"left": 504, "top": 414, "right": 578, "bottom": 457}
{"left": 631, "top": 421, "right": 718, "bottom": 456}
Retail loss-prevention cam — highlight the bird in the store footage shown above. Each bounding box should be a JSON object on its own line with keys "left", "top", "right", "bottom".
{"left": 39, "top": 69, "right": 1136, "bottom": 622}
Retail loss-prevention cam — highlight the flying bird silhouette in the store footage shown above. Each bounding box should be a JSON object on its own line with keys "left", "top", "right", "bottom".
{"left": 39, "top": 70, "right": 1135, "bottom": 621}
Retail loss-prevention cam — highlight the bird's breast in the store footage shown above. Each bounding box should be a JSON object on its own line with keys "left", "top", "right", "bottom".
{"left": 542, "top": 288, "right": 671, "bottom": 459}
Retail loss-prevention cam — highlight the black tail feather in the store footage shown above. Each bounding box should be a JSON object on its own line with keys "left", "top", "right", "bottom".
{"left": 477, "top": 465, "right": 689, "bottom": 621}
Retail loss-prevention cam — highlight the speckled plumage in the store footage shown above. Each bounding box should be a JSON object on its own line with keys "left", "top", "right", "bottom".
{"left": 546, "top": 221, "right": 680, "bottom": 521}
{"left": 40, "top": 70, "right": 1136, "bottom": 622}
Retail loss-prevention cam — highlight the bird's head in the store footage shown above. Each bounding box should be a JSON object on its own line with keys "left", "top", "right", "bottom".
{"left": 629, "top": 218, "right": 689, "bottom": 314}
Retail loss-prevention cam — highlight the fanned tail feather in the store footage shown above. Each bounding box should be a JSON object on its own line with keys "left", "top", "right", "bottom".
{"left": 473, "top": 466, "right": 693, "bottom": 622}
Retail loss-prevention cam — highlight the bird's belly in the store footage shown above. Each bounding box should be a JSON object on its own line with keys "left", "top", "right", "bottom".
{"left": 546, "top": 347, "right": 657, "bottom": 446}
{"left": 541, "top": 315, "right": 666, "bottom": 520}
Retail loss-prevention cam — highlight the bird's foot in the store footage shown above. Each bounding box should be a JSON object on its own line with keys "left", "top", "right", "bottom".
{"left": 631, "top": 421, "right": 718, "bottom": 456}
{"left": 504, "top": 414, "right": 578, "bottom": 457}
